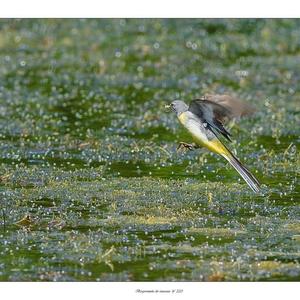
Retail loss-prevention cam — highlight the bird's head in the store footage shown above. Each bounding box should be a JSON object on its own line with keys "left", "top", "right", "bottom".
{"left": 165, "top": 100, "right": 189, "bottom": 116}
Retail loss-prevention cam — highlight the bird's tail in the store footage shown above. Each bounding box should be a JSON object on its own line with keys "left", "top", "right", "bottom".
{"left": 204, "top": 138, "right": 261, "bottom": 193}
{"left": 222, "top": 149, "right": 261, "bottom": 193}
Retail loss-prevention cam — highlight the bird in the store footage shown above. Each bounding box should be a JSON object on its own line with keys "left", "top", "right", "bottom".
{"left": 165, "top": 94, "right": 261, "bottom": 193}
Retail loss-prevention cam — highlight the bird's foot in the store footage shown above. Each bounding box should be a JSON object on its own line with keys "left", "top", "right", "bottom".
{"left": 177, "top": 142, "right": 196, "bottom": 151}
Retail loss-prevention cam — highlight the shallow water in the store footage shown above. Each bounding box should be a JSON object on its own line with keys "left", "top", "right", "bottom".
{"left": 0, "top": 19, "right": 299, "bottom": 281}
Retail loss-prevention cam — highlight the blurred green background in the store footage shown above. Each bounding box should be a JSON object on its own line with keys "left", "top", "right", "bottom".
{"left": 0, "top": 19, "right": 299, "bottom": 281}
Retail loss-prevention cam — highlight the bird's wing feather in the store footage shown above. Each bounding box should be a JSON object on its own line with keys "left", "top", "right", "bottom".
{"left": 202, "top": 94, "right": 256, "bottom": 119}
{"left": 188, "top": 99, "right": 232, "bottom": 142}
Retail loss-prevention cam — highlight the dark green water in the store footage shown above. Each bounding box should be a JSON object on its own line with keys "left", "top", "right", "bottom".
{"left": 0, "top": 19, "right": 299, "bottom": 281}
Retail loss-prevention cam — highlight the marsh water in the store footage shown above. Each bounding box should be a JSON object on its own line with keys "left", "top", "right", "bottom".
{"left": 0, "top": 19, "right": 299, "bottom": 281}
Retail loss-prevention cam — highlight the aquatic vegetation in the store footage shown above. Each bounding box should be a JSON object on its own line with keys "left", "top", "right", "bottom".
{"left": 0, "top": 19, "right": 299, "bottom": 281}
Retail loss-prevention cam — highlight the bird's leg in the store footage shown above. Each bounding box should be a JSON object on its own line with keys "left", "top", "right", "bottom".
{"left": 177, "top": 142, "right": 199, "bottom": 151}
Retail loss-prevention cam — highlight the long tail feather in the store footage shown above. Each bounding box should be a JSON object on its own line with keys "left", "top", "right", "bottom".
{"left": 203, "top": 137, "right": 261, "bottom": 193}
{"left": 223, "top": 151, "right": 261, "bottom": 193}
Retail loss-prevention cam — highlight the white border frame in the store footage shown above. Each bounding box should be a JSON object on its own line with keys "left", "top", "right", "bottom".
{"left": 0, "top": 0, "right": 300, "bottom": 17}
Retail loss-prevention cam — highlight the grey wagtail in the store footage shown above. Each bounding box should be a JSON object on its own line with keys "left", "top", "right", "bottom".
{"left": 165, "top": 94, "right": 261, "bottom": 193}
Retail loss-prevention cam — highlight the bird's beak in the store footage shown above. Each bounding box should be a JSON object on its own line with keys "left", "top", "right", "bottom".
{"left": 165, "top": 104, "right": 171, "bottom": 111}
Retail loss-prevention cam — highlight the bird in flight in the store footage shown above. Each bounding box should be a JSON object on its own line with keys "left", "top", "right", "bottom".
{"left": 166, "top": 94, "right": 261, "bottom": 193}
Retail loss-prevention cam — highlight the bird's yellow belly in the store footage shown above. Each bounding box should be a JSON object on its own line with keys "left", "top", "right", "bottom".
{"left": 178, "top": 112, "right": 228, "bottom": 156}
{"left": 203, "top": 139, "right": 228, "bottom": 155}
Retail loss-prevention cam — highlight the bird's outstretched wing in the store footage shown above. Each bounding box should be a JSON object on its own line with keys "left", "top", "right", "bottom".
{"left": 201, "top": 94, "right": 256, "bottom": 120}
{"left": 188, "top": 99, "right": 233, "bottom": 142}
